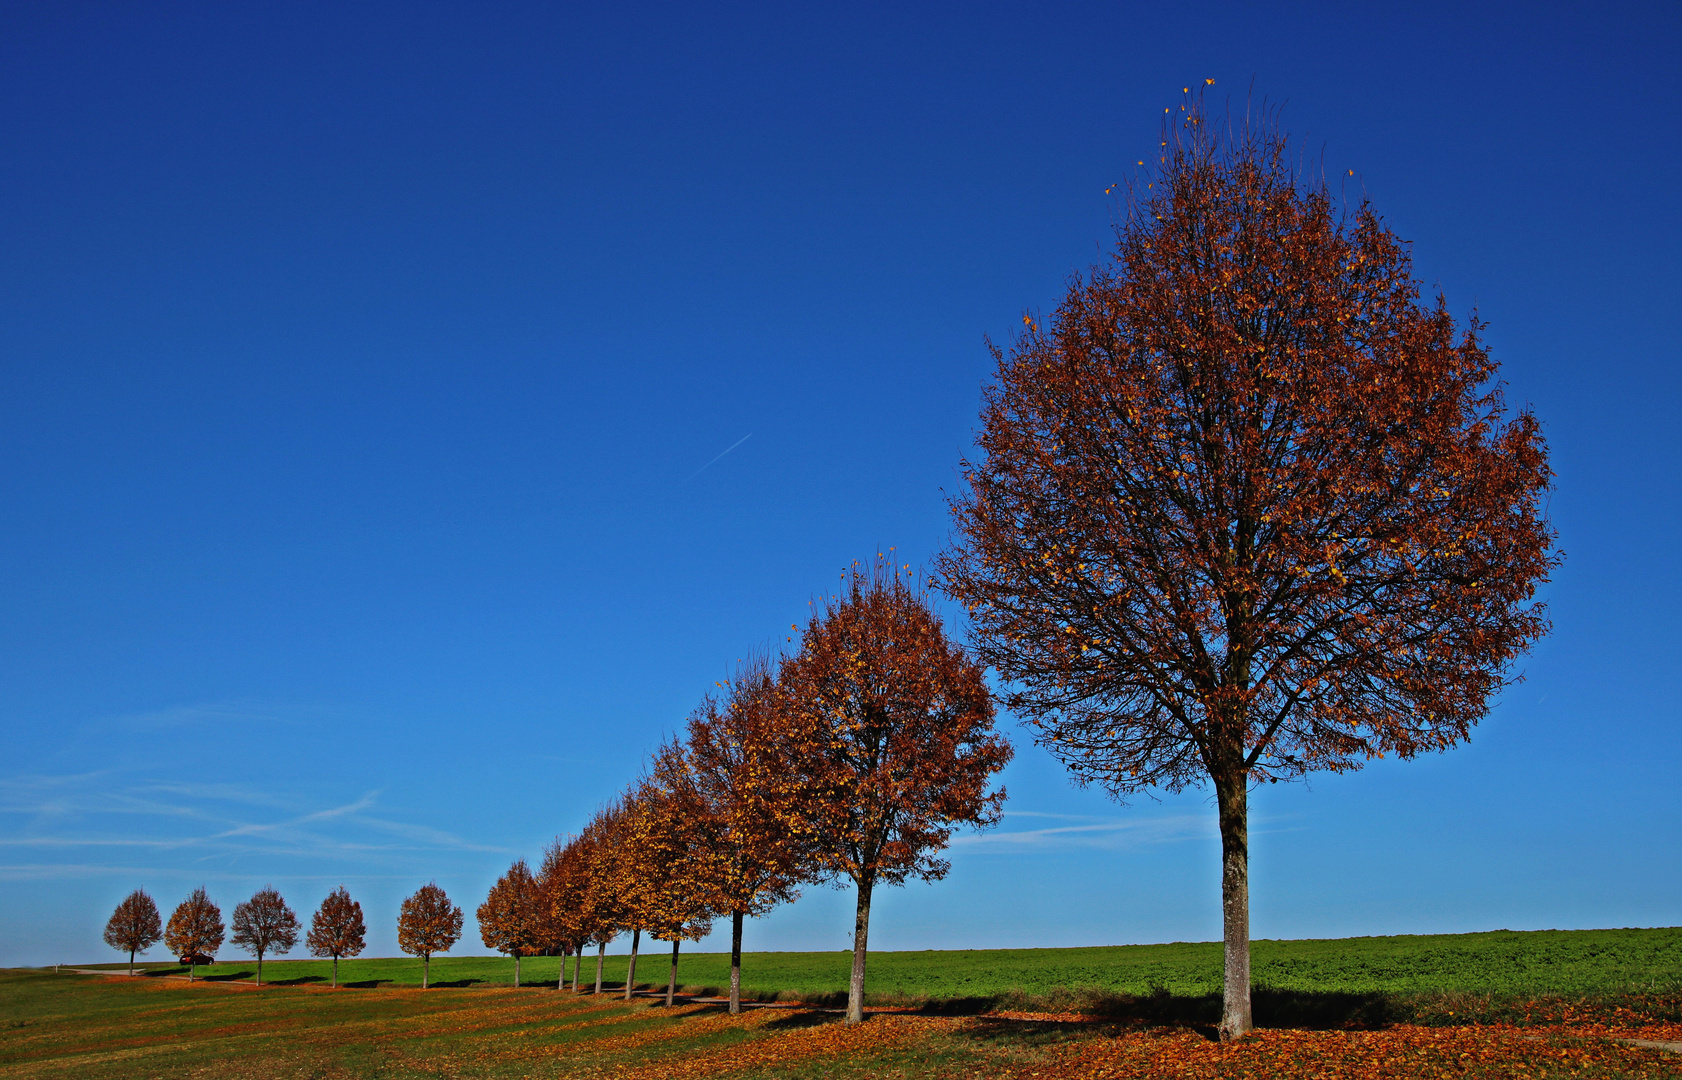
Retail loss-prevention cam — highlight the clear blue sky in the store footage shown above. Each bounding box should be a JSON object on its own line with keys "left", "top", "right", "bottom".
{"left": 1, "top": 1, "right": 1677, "bottom": 967}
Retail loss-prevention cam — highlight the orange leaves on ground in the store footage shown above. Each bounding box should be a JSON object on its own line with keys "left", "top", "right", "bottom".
{"left": 1015, "top": 1023, "right": 1682, "bottom": 1080}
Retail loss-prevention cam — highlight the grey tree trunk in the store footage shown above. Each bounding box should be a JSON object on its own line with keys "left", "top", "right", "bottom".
{"left": 622, "top": 929, "right": 640, "bottom": 1000}
{"left": 594, "top": 941, "right": 605, "bottom": 994}
{"left": 128, "top": 948, "right": 135, "bottom": 976}
{"left": 256, "top": 949, "right": 264, "bottom": 987}
{"left": 188, "top": 959, "right": 195, "bottom": 983}
{"left": 514, "top": 951, "right": 521, "bottom": 988}
{"left": 332, "top": 955, "right": 339, "bottom": 989}
{"left": 423, "top": 954, "right": 430, "bottom": 990}
{"left": 1216, "top": 771, "right": 1252, "bottom": 1041}
{"left": 665, "top": 939, "right": 680, "bottom": 1006}
{"left": 728, "top": 909, "right": 744, "bottom": 1015}
{"left": 845, "top": 878, "right": 874, "bottom": 1025}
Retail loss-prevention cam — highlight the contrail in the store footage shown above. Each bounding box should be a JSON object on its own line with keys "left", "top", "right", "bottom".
{"left": 688, "top": 433, "right": 752, "bottom": 480}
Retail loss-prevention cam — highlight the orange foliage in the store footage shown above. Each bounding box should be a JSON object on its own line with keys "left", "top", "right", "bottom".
{"left": 162, "top": 886, "right": 224, "bottom": 981}
{"left": 938, "top": 88, "right": 1557, "bottom": 1039}
{"left": 305, "top": 885, "right": 365, "bottom": 988}
{"left": 476, "top": 858, "right": 543, "bottom": 986}
{"left": 780, "top": 554, "right": 1012, "bottom": 1023}
{"left": 397, "top": 881, "right": 463, "bottom": 989}
{"left": 102, "top": 888, "right": 162, "bottom": 975}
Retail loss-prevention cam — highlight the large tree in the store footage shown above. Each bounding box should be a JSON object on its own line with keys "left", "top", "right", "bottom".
{"left": 163, "top": 887, "right": 224, "bottom": 982}
{"left": 936, "top": 93, "right": 1557, "bottom": 1040}
{"left": 231, "top": 886, "right": 300, "bottom": 987}
{"left": 306, "top": 886, "right": 366, "bottom": 989}
{"left": 672, "top": 655, "right": 813, "bottom": 1013}
{"left": 478, "top": 859, "right": 543, "bottom": 987}
{"left": 397, "top": 882, "right": 463, "bottom": 989}
{"left": 781, "top": 556, "right": 1012, "bottom": 1024}
{"left": 102, "top": 888, "right": 162, "bottom": 975}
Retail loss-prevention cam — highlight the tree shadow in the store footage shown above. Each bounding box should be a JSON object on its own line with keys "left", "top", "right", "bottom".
{"left": 426, "top": 979, "right": 486, "bottom": 988}
{"left": 942, "top": 987, "right": 1400, "bottom": 1037}
{"left": 267, "top": 975, "right": 327, "bottom": 986}
{"left": 343, "top": 980, "right": 395, "bottom": 989}
{"left": 202, "top": 969, "right": 256, "bottom": 982}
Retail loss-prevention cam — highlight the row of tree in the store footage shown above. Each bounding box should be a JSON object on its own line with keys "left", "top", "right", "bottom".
{"left": 104, "top": 91, "right": 1559, "bottom": 1042}
{"left": 477, "top": 558, "right": 1013, "bottom": 1023}
{"left": 103, "top": 881, "right": 465, "bottom": 988}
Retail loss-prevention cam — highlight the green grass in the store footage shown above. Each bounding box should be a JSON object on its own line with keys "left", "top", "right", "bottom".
{"left": 77, "top": 925, "right": 1682, "bottom": 1003}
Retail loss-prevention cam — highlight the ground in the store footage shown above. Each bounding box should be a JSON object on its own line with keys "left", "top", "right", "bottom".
{"left": 3, "top": 967, "right": 1681, "bottom": 1079}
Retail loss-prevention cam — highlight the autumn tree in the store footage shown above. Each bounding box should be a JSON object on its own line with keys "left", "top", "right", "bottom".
{"left": 397, "top": 881, "right": 463, "bottom": 989}
{"left": 163, "top": 887, "right": 224, "bottom": 982}
{"left": 231, "top": 885, "right": 300, "bottom": 986}
{"left": 632, "top": 760, "right": 716, "bottom": 1007}
{"left": 539, "top": 836, "right": 584, "bottom": 990}
{"left": 936, "top": 91, "right": 1557, "bottom": 1041}
{"left": 780, "top": 556, "right": 1012, "bottom": 1024}
{"left": 671, "top": 655, "right": 813, "bottom": 1013}
{"left": 478, "top": 858, "right": 543, "bottom": 987}
{"left": 574, "top": 810, "right": 623, "bottom": 993}
{"left": 306, "top": 886, "right": 366, "bottom": 988}
{"left": 102, "top": 888, "right": 162, "bottom": 975}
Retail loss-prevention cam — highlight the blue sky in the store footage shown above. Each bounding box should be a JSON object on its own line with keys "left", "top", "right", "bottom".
{"left": 1, "top": 1, "right": 1677, "bottom": 967}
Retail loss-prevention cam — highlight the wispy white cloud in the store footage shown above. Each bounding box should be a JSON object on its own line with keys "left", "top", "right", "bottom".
{"left": 949, "top": 812, "right": 1214, "bottom": 853}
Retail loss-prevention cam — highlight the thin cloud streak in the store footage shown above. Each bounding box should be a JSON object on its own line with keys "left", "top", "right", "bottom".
{"left": 687, "top": 433, "right": 752, "bottom": 480}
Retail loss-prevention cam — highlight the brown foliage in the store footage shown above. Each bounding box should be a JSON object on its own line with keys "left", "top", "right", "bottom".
{"left": 673, "top": 654, "right": 814, "bottom": 1012}
{"left": 397, "top": 881, "right": 463, "bottom": 989}
{"left": 477, "top": 858, "right": 543, "bottom": 986}
{"left": 230, "top": 885, "right": 300, "bottom": 986}
{"left": 679, "top": 655, "right": 812, "bottom": 918}
{"left": 306, "top": 885, "right": 366, "bottom": 988}
{"left": 937, "top": 90, "right": 1557, "bottom": 1040}
{"left": 780, "top": 554, "right": 1012, "bottom": 1023}
{"left": 163, "top": 886, "right": 224, "bottom": 980}
{"left": 102, "top": 888, "right": 162, "bottom": 974}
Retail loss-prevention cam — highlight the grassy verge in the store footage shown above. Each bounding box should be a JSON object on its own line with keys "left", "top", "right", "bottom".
{"left": 5, "top": 967, "right": 1680, "bottom": 1079}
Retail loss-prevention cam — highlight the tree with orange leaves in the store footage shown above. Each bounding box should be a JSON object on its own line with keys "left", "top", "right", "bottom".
{"left": 781, "top": 556, "right": 1012, "bottom": 1025}
{"left": 477, "top": 859, "right": 543, "bottom": 987}
{"left": 672, "top": 654, "right": 813, "bottom": 1013}
{"left": 637, "top": 753, "right": 717, "bottom": 1007}
{"left": 397, "top": 881, "right": 463, "bottom": 989}
{"left": 103, "top": 888, "right": 162, "bottom": 976}
{"left": 306, "top": 886, "right": 366, "bottom": 989}
{"left": 937, "top": 90, "right": 1557, "bottom": 1041}
{"left": 163, "top": 887, "right": 224, "bottom": 982}
{"left": 539, "top": 836, "right": 590, "bottom": 991}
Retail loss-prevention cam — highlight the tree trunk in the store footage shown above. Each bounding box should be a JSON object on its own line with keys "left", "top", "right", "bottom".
{"left": 128, "top": 947, "right": 135, "bottom": 977}
{"left": 594, "top": 941, "right": 605, "bottom": 994}
{"left": 845, "top": 877, "right": 874, "bottom": 1025}
{"left": 1215, "top": 769, "right": 1252, "bottom": 1041}
{"left": 623, "top": 928, "right": 640, "bottom": 1000}
{"left": 665, "top": 939, "right": 679, "bottom": 1006}
{"left": 188, "top": 959, "right": 195, "bottom": 983}
{"left": 332, "top": 955, "right": 339, "bottom": 989}
{"left": 423, "top": 954, "right": 430, "bottom": 990}
{"left": 256, "top": 949, "right": 264, "bottom": 987}
{"left": 729, "top": 908, "right": 744, "bottom": 1015}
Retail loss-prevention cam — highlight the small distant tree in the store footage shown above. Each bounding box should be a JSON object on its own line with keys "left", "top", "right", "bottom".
{"left": 163, "top": 887, "right": 224, "bottom": 982}
{"left": 780, "top": 556, "right": 1012, "bottom": 1024}
{"left": 230, "top": 886, "right": 299, "bottom": 987}
{"left": 306, "top": 886, "right": 366, "bottom": 988}
{"left": 397, "top": 882, "right": 463, "bottom": 989}
{"left": 477, "top": 859, "right": 542, "bottom": 987}
{"left": 102, "top": 888, "right": 162, "bottom": 975}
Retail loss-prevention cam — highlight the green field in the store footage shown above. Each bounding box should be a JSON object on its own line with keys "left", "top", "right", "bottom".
{"left": 78, "top": 926, "right": 1682, "bottom": 1008}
